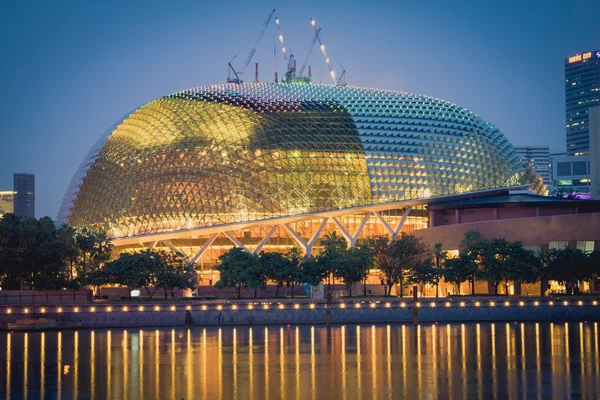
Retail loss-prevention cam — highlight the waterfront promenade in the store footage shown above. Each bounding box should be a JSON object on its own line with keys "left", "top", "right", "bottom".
{"left": 1, "top": 296, "right": 599, "bottom": 330}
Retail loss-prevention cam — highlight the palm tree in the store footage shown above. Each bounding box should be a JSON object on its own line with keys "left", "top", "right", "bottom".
{"left": 432, "top": 243, "right": 447, "bottom": 297}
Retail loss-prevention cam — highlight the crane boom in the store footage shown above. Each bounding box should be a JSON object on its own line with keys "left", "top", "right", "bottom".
{"left": 227, "top": 9, "right": 275, "bottom": 83}
{"left": 275, "top": 16, "right": 296, "bottom": 82}
{"left": 298, "top": 28, "right": 319, "bottom": 77}
{"left": 309, "top": 18, "right": 346, "bottom": 86}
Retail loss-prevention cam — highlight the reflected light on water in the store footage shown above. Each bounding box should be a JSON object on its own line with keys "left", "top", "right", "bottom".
{"left": 0, "top": 322, "right": 599, "bottom": 398}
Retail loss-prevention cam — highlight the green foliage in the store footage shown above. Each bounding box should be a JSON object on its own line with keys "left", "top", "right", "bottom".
{"left": 545, "top": 247, "right": 594, "bottom": 294}
{"left": 335, "top": 244, "right": 374, "bottom": 296}
{"left": 479, "top": 239, "right": 540, "bottom": 294}
{"left": 373, "top": 233, "right": 427, "bottom": 297}
{"left": 105, "top": 251, "right": 162, "bottom": 298}
{"left": 260, "top": 251, "right": 296, "bottom": 297}
{"left": 157, "top": 251, "right": 195, "bottom": 298}
{"left": 442, "top": 254, "right": 475, "bottom": 294}
{"left": 215, "top": 247, "right": 261, "bottom": 298}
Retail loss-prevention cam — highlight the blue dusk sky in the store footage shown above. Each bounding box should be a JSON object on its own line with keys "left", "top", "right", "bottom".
{"left": 0, "top": 0, "right": 599, "bottom": 219}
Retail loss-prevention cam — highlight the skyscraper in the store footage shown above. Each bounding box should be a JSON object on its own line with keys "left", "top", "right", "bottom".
{"left": 13, "top": 173, "right": 35, "bottom": 218}
{"left": 565, "top": 49, "right": 600, "bottom": 156}
{"left": 514, "top": 145, "right": 550, "bottom": 186}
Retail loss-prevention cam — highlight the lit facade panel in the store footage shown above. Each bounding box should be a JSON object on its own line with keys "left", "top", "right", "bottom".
{"left": 62, "top": 83, "right": 526, "bottom": 239}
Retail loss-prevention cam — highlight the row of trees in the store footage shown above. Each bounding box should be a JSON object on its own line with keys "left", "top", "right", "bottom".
{"left": 0, "top": 214, "right": 112, "bottom": 290}
{"left": 216, "top": 230, "right": 600, "bottom": 298}
{"left": 0, "top": 214, "right": 193, "bottom": 297}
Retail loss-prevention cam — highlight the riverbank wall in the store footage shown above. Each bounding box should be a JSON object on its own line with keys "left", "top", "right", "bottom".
{"left": 1, "top": 297, "right": 599, "bottom": 330}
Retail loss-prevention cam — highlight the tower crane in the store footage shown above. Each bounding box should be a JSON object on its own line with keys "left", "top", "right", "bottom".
{"left": 275, "top": 16, "right": 297, "bottom": 83}
{"left": 227, "top": 9, "right": 275, "bottom": 84}
{"left": 309, "top": 18, "right": 347, "bottom": 86}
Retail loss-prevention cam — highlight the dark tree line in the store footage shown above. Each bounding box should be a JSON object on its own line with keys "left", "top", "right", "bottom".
{"left": 0, "top": 214, "right": 193, "bottom": 297}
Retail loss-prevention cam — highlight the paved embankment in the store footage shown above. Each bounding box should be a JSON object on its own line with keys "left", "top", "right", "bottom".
{"left": 1, "top": 297, "right": 599, "bottom": 330}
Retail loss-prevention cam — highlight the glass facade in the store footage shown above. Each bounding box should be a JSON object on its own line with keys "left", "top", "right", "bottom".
{"left": 62, "top": 83, "right": 527, "bottom": 240}
{"left": 565, "top": 50, "right": 600, "bottom": 156}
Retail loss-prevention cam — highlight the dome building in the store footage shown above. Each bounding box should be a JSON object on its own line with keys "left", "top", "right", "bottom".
{"left": 60, "top": 83, "right": 537, "bottom": 275}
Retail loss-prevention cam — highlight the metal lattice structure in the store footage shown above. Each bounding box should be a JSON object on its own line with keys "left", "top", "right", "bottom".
{"left": 61, "top": 83, "right": 524, "bottom": 243}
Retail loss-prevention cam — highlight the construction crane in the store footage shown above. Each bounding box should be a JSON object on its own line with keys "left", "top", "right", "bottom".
{"left": 275, "top": 16, "right": 297, "bottom": 83}
{"left": 309, "top": 18, "right": 346, "bottom": 86}
{"left": 297, "top": 27, "right": 319, "bottom": 77}
{"left": 227, "top": 9, "right": 275, "bottom": 84}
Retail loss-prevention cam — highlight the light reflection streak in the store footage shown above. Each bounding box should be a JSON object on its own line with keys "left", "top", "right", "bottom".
{"left": 402, "top": 325, "right": 407, "bottom": 398}
{"left": 41, "top": 332, "right": 45, "bottom": 399}
{"left": 505, "top": 324, "right": 512, "bottom": 395}
{"left": 565, "top": 323, "right": 571, "bottom": 395}
{"left": 91, "top": 331, "right": 95, "bottom": 400}
{"left": 356, "top": 325, "right": 362, "bottom": 396}
{"left": 186, "top": 329, "right": 192, "bottom": 400}
{"left": 123, "top": 330, "right": 128, "bottom": 398}
{"left": 58, "top": 331, "right": 63, "bottom": 399}
{"left": 6, "top": 333, "right": 10, "bottom": 398}
{"left": 432, "top": 324, "right": 437, "bottom": 399}
{"left": 295, "top": 327, "right": 300, "bottom": 400}
{"left": 265, "top": 327, "right": 269, "bottom": 400}
{"left": 371, "top": 325, "right": 377, "bottom": 391}
{"left": 461, "top": 324, "right": 466, "bottom": 400}
{"left": 311, "top": 326, "right": 316, "bottom": 400}
{"left": 280, "top": 327, "right": 285, "bottom": 395}
{"left": 23, "top": 332, "right": 28, "bottom": 399}
{"left": 491, "top": 324, "right": 497, "bottom": 400}
{"left": 74, "top": 331, "right": 79, "bottom": 400}
{"left": 233, "top": 328, "right": 237, "bottom": 398}
{"left": 342, "top": 325, "right": 347, "bottom": 398}
{"left": 476, "top": 324, "right": 481, "bottom": 397}
{"left": 386, "top": 325, "right": 392, "bottom": 400}
{"left": 535, "top": 323, "right": 541, "bottom": 396}
{"left": 445, "top": 324, "right": 451, "bottom": 393}
{"left": 139, "top": 330, "right": 144, "bottom": 400}
{"left": 218, "top": 328, "right": 223, "bottom": 399}
{"left": 155, "top": 330, "right": 159, "bottom": 400}
{"left": 202, "top": 329, "right": 207, "bottom": 399}
{"left": 417, "top": 324, "right": 422, "bottom": 395}
{"left": 171, "top": 330, "right": 175, "bottom": 400}
{"left": 520, "top": 323, "right": 526, "bottom": 395}
{"left": 249, "top": 327, "right": 253, "bottom": 399}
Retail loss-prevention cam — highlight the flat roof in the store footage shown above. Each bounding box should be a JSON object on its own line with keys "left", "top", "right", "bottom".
{"left": 428, "top": 194, "right": 600, "bottom": 210}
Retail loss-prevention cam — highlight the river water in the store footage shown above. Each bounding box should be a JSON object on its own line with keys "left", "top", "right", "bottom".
{"left": 1, "top": 322, "right": 599, "bottom": 399}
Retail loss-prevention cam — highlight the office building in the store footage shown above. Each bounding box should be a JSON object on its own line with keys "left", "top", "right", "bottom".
{"left": 565, "top": 49, "right": 600, "bottom": 156}
{"left": 591, "top": 106, "right": 600, "bottom": 200}
{"left": 514, "top": 146, "right": 550, "bottom": 187}
{"left": 0, "top": 191, "right": 15, "bottom": 218}
{"left": 13, "top": 173, "right": 35, "bottom": 218}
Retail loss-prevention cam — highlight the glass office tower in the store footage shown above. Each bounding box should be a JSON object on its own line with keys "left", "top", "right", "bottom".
{"left": 13, "top": 173, "right": 35, "bottom": 218}
{"left": 565, "top": 50, "right": 600, "bottom": 156}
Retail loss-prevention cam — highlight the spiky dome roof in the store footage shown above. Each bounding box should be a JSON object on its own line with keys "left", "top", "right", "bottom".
{"left": 60, "top": 83, "right": 525, "bottom": 238}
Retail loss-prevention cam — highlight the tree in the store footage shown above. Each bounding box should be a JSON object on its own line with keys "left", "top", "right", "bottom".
{"left": 317, "top": 232, "right": 348, "bottom": 290}
{"left": 336, "top": 245, "right": 373, "bottom": 297}
{"left": 260, "top": 251, "right": 295, "bottom": 298}
{"left": 157, "top": 251, "right": 195, "bottom": 298}
{"left": 479, "top": 239, "right": 540, "bottom": 295}
{"left": 214, "top": 247, "right": 260, "bottom": 298}
{"left": 431, "top": 243, "right": 447, "bottom": 297}
{"left": 105, "top": 251, "right": 162, "bottom": 298}
{"left": 412, "top": 257, "right": 442, "bottom": 296}
{"left": 546, "top": 247, "right": 593, "bottom": 294}
{"left": 375, "top": 233, "right": 427, "bottom": 297}
{"left": 442, "top": 254, "right": 475, "bottom": 295}
{"left": 299, "top": 256, "right": 327, "bottom": 287}
{"left": 458, "top": 231, "right": 485, "bottom": 295}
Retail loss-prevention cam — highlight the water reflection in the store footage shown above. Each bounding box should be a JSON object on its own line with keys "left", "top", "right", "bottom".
{"left": 0, "top": 323, "right": 599, "bottom": 399}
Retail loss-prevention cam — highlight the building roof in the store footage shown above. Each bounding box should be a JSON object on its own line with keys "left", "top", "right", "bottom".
{"left": 428, "top": 193, "right": 600, "bottom": 210}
